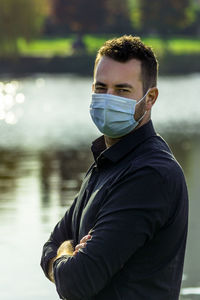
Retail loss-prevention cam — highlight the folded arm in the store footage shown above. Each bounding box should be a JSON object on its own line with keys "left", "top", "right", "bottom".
{"left": 40, "top": 197, "right": 78, "bottom": 279}
{"left": 48, "top": 235, "right": 91, "bottom": 283}
{"left": 52, "top": 169, "right": 168, "bottom": 300}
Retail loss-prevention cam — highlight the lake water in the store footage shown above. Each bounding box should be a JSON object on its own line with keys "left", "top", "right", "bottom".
{"left": 0, "top": 74, "right": 200, "bottom": 299}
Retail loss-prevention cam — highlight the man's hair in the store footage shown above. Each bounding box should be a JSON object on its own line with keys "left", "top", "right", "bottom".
{"left": 94, "top": 35, "right": 158, "bottom": 93}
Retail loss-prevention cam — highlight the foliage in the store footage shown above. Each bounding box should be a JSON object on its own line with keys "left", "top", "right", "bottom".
{"left": 105, "top": 0, "right": 132, "bottom": 33}
{"left": 52, "top": 0, "right": 106, "bottom": 33}
{"left": 128, "top": 0, "right": 141, "bottom": 29}
{"left": 0, "top": 0, "right": 49, "bottom": 58}
{"left": 51, "top": 0, "right": 131, "bottom": 34}
{"left": 139, "top": 0, "right": 196, "bottom": 36}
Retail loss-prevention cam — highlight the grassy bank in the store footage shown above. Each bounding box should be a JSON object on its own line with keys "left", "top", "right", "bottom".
{"left": 17, "top": 35, "right": 200, "bottom": 58}
{"left": 1, "top": 35, "right": 199, "bottom": 76}
{"left": 1, "top": 52, "right": 200, "bottom": 76}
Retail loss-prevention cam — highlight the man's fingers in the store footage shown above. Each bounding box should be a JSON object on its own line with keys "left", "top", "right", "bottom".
{"left": 80, "top": 234, "right": 91, "bottom": 244}
{"left": 73, "top": 250, "right": 79, "bottom": 256}
{"left": 72, "top": 234, "right": 92, "bottom": 256}
{"left": 75, "top": 242, "right": 86, "bottom": 251}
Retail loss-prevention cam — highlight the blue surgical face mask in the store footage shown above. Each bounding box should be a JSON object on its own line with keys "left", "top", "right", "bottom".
{"left": 89, "top": 90, "right": 149, "bottom": 138}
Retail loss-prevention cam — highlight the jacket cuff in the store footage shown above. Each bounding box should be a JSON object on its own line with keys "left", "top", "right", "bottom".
{"left": 40, "top": 251, "right": 57, "bottom": 279}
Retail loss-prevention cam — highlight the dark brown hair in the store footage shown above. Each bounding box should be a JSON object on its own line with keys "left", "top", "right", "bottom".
{"left": 94, "top": 35, "right": 158, "bottom": 93}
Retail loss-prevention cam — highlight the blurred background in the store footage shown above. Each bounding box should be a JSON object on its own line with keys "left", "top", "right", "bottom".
{"left": 0, "top": 0, "right": 200, "bottom": 299}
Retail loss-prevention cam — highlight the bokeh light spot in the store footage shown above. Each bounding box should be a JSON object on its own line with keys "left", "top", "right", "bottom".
{"left": 16, "top": 93, "right": 25, "bottom": 103}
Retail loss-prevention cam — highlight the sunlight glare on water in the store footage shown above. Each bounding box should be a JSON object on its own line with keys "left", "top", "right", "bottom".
{"left": 0, "top": 73, "right": 199, "bottom": 149}
{"left": 0, "top": 80, "right": 25, "bottom": 125}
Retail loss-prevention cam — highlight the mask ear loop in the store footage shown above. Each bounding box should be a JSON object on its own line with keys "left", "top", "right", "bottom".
{"left": 135, "top": 89, "right": 150, "bottom": 123}
{"left": 137, "top": 110, "right": 147, "bottom": 123}
{"left": 136, "top": 88, "right": 150, "bottom": 105}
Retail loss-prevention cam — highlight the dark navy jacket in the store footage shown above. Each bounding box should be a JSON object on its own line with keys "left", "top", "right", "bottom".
{"left": 41, "top": 121, "right": 188, "bottom": 300}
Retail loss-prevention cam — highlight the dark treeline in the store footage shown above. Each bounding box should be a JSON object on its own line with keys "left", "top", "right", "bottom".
{"left": 45, "top": 0, "right": 132, "bottom": 35}
{"left": 0, "top": 0, "right": 200, "bottom": 69}
{"left": 44, "top": 0, "right": 200, "bottom": 37}
{"left": 0, "top": 0, "right": 199, "bottom": 59}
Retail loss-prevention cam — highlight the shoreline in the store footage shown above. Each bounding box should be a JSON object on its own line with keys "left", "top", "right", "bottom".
{"left": 0, "top": 53, "right": 200, "bottom": 77}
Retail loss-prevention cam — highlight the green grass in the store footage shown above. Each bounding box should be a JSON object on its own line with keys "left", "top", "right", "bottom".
{"left": 17, "top": 35, "right": 200, "bottom": 58}
{"left": 18, "top": 37, "right": 74, "bottom": 57}
{"left": 168, "top": 38, "right": 200, "bottom": 54}
{"left": 83, "top": 35, "right": 113, "bottom": 54}
{"left": 144, "top": 37, "right": 200, "bottom": 55}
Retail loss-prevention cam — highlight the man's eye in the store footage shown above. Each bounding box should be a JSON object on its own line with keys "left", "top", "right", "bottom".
{"left": 95, "top": 87, "right": 106, "bottom": 93}
{"left": 118, "top": 89, "right": 130, "bottom": 93}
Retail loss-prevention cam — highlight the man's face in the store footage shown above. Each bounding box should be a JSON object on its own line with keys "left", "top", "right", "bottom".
{"left": 93, "top": 56, "right": 144, "bottom": 101}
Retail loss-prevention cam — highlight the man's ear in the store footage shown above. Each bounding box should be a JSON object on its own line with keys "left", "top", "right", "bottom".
{"left": 92, "top": 83, "right": 95, "bottom": 92}
{"left": 145, "top": 87, "right": 158, "bottom": 111}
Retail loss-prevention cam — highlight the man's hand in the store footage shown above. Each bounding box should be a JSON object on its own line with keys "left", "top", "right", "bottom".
{"left": 48, "top": 240, "right": 74, "bottom": 282}
{"left": 73, "top": 234, "right": 92, "bottom": 256}
{"left": 48, "top": 234, "right": 92, "bottom": 282}
{"left": 57, "top": 240, "right": 74, "bottom": 256}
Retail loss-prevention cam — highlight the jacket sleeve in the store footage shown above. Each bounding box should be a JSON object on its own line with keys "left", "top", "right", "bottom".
{"left": 40, "top": 196, "right": 78, "bottom": 278}
{"left": 52, "top": 168, "right": 170, "bottom": 300}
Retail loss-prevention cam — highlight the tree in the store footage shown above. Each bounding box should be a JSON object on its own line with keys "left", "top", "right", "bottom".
{"left": 51, "top": 0, "right": 132, "bottom": 53}
{"left": 139, "top": 0, "right": 195, "bottom": 36}
{"left": 105, "top": 0, "right": 132, "bottom": 33}
{"left": 52, "top": 0, "right": 132, "bottom": 34}
{"left": 128, "top": 0, "right": 141, "bottom": 31}
{"left": 52, "top": 0, "right": 108, "bottom": 34}
{"left": 0, "top": 0, "right": 49, "bottom": 58}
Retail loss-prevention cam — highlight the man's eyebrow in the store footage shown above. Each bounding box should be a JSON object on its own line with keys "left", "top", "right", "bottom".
{"left": 94, "top": 81, "right": 107, "bottom": 86}
{"left": 94, "top": 82, "right": 133, "bottom": 89}
{"left": 115, "top": 83, "right": 133, "bottom": 89}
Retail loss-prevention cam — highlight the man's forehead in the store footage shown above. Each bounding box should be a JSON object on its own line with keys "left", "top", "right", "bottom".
{"left": 94, "top": 56, "right": 142, "bottom": 83}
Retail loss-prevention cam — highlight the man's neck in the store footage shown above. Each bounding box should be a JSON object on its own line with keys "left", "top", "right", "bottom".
{"left": 104, "top": 117, "right": 151, "bottom": 148}
{"left": 104, "top": 135, "right": 121, "bottom": 148}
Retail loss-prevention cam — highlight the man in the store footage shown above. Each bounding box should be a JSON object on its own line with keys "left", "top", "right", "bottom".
{"left": 41, "top": 35, "right": 188, "bottom": 300}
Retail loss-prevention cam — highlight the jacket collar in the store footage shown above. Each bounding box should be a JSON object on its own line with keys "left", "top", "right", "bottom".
{"left": 91, "top": 120, "right": 157, "bottom": 165}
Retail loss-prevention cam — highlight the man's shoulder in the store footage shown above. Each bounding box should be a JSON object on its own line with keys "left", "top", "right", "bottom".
{"left": 130, "top": 134, "right": 183, "bottom": 180}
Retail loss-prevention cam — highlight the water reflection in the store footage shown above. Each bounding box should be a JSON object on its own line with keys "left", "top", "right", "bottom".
{"left": 0, "top": 73, "right": 200, "bottom": 299}
{"left": 39, "top": 149, "right": 93, "bottom": 207}
{"left": 0, "top": 150, "right": 18, "bottom": 225}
